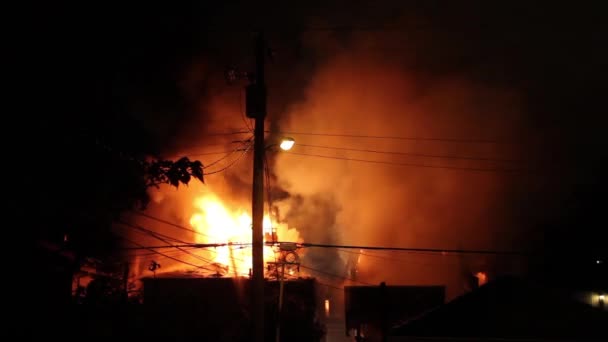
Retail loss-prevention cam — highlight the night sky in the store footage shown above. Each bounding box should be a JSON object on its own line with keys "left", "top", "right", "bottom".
{"left": 26, "top": 1, "right": 607, "bottom": 288}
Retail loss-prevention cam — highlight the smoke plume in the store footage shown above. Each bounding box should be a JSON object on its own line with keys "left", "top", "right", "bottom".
{"left": 273, "top": 39, "right": 529, "bottom": 299}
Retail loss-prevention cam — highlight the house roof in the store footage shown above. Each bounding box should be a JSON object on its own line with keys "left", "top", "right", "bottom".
{"left": 345, "top": 284, "right": 445, "bottom": 330}
{"left": 391, "top": 276, "right": 608, "bottom": 340}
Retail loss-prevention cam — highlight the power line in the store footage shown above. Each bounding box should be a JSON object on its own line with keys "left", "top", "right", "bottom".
{"left": 185, "top": 150, "right": 244, "bottom": 157}
{"left": 119, "top": 240, "right": 529, "bottom": 256}
{"left": 298, "top": 242, "right": 529, "bottom": 256}
{"left": 299, "top": 264, "right": 373, "bottom": 286}
{"left": 269, "top": 130, "right": 513, "bottom": 144}
{"left": 202, "top": 139, "right": 252, "bottom": 169}
{"left": 130, "top": 211, "right": 212, "bottom": 239}
{"left": 204, "top": 144, "right": 252, "bottom": 175}
{"left": 120, "top": 241, "right": 251, "bottom": 250}
{"left": 316, "top": 282, "right": 344, "bottom": 291}
{"left": 296, "top": 143, "right": 523, "bottom": 163}
{"left": 116, "top": 220, "right": 217, "bottom": 266}
{"left": 168, "top": 140, "right": 251, "bottom": 156}
{"left": 128, "top": 247, "right": 200, "bottom": 258}
{"left": 128, "top": 211, "right": 250, "bottom": 263}
{"left": 116, "top": 234, "right": 215, "bottom": 272}
{"left": 284, "top": 151, "right": 527, "bottom": 173}
{"left": 201, "top": 131, "right": 252, "bottom": 136}
{"left": 337, "top": 248, "right": 449, "bottom": 260}
{"left": 117, "top": 220, "right": 191, "bottom": 245}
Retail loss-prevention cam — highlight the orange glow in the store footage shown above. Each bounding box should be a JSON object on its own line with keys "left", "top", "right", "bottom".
{"left": 324, "top": 299, "right": 330, "bottom": 317}
{"left": 475, "top": 272, "right": 488, "bottom": 286}
{"left": 189, "top": 190, "right": 302, "bottom": 277}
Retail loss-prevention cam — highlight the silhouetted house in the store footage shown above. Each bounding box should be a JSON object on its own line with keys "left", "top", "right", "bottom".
{"left": 35, "top": 239, "right": 76, "bottom": 305}
{"left": 138, "top": 275, "right": 324, "bottom": 340}
{"left": 389, "top": 276, "right": 608, "bottom": 341}
{"left": 345, "top": 283, "right": 445, "bottom": 341}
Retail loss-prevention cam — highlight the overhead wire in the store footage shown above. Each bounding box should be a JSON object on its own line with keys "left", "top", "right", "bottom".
{"left": 204, "top": 130, "right": 515, "bottom": 144}
{"left": 128, "top": 247, "right": 200, "bottom": 258}
{"left": 130, "top": 211, "right": 212, "bottom": 239}
{"left": 283, "top": 151, "right": 528, "bottom": 173}
{"left": 120, "top": 240, "right": 530, "bottom": 257}
{"left": 126, "top": 211, "right": 249, "bottom": 263}
{"left": 296, "top": 143, "right": 524, "bottom": 163}
{"left": 116, "top": 234, "right": 216, "bottom": 272}
{"left": 116, "top": 220, "right": 217, "bottom": 266}
{"left": 268, "top": 130, "right": 514, "bottom": 144}
{"left": 117, "top": 219, "right": 191, "bottom": 245}
{"left": 121, "top": 242, "right": 251, "bottom": 250}
{"left": 201, "top": 137, "right": 252, "bottom": 169}
{"left": 336, "top": 247, "right": 459, "bottom": 259}
{"left": 298, "top": 242, "right": 529, "bottom": 256}
{"left": 199, "top": 131, "right": 252, "bottom": 136}
{"left": 299, "top": 264, "right": 373, "bottom": 286}
{"left": 117, "top": 221, "right": 252, "bottom": 274}
{"left": 204, "top": 143, "right": 253, "bottom": 175}
{"left": 185, "top": 150, "right": 245, "bottom": 157}
{"left": 316, "top": 282, "right": 345, "bottom": 291}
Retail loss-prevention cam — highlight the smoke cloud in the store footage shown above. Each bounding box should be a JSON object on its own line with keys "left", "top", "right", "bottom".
{"left": 272, "top": 39, "right": 529, "bottom": 299}
{"left": 127, "top": 22, "right": 534, "bottom": 300}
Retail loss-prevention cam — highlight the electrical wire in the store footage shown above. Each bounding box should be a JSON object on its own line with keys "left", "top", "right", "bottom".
{"left": 185, "top": 150, "right": 245, "bottom": 157}
{"left": 298, "top": 242, "right": 529, "bottom": 256}
{"left": 316, "top": 282, "right": 344, "bottom": 291}
{"left": 127, "top": 211, "right": 249, "bottom": 264}
{"left": 117, "top": 220, "right": 190, "bottom": 244}
{"left": 283, "top": 151, "right": 528, "bottom": 173}
{"left": 296, "top": 143, "right": 523, "bottom": 163}
{"left": 200, "top": 131, "right": 252, "bottom": 136}
{"left": 337, "top": 248, "right": 457, "bottom": 259}
{"left": 128, "top": 247, "right": 200, "bottom": 258}
{"left": 116, "top": 220, "right": 217, "bottom": 266}
{"left": 122, "top": 240, "right": 530, "bottom": 257}
{"left": 268, "top": 130, "right": 513, "bottom": 144}
{"left": 299, "top": 264, "right": 373, "bottom": 286}
{"left": 130, "top": 211, "right": 212, "bottom": 239}
{"left": 202, "top": 138, "right": 252, "bottom": 169}
{"left": 204, "top": 144, "right": 253, "bottom": 175}
{"left": 121, "top": 242, "right": 251, "bottom": 250}
{"left": 116, "top": 234, "right": 216, "bottom": 272}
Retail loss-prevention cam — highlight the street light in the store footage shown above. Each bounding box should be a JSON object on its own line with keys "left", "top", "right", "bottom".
{"left": 279, "top": 137, "right": 295, "bottom": 151}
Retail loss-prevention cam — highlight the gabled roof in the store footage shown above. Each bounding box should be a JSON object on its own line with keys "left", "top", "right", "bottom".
{"left": 391, "top": 276, "right": 608, "bottom": 340}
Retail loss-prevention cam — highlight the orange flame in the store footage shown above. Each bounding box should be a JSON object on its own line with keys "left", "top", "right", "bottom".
{"left": 189, "top": 190, "right": 302, "bottom": 277}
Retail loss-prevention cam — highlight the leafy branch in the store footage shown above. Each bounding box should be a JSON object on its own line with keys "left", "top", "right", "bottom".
{"left": 144, "top": 157, "right": 204, "bottom": 188}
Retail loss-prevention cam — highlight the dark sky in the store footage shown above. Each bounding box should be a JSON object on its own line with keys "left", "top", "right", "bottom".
{"left": 27, "top": 1, "right": 607, "bottom": 283}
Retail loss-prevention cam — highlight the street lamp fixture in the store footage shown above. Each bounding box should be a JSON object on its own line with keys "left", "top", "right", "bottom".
{"left": 279, "top": 137, "right": 295, "bottom": 151}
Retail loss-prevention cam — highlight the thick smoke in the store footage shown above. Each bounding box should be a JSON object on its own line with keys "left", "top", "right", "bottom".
{"left": 123, "top": 58, "right": 261, "bottom": 279}
{"left": 125, "top": 25, "right": 531, "bottom": 300}
{"left": 273, "top": 41, "right": 529, "bottom": 299}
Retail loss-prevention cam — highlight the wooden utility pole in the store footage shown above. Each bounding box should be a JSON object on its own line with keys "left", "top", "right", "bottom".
{"left": 247, "top": 31, "right": 267, "bottom": 342}
{"left": 276, "top": 262, "right": 285, "bottom": 342}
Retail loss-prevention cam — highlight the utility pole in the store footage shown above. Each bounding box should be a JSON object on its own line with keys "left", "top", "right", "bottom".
{"left": 247, "top": 31, "right": 267, "bottom": 342}
{"left": 276, "top": 262, "right": 285, "bottom": 342}
{"left": 269, "top": 245, "right": 300, "bottom": 342}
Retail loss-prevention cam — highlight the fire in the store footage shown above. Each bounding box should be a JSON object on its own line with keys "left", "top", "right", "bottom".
{"left": 475, "top": 272, "right": 488, "bottom": 286}
{"left": 189, "top": 190, "right": 302, "bottom": 277}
